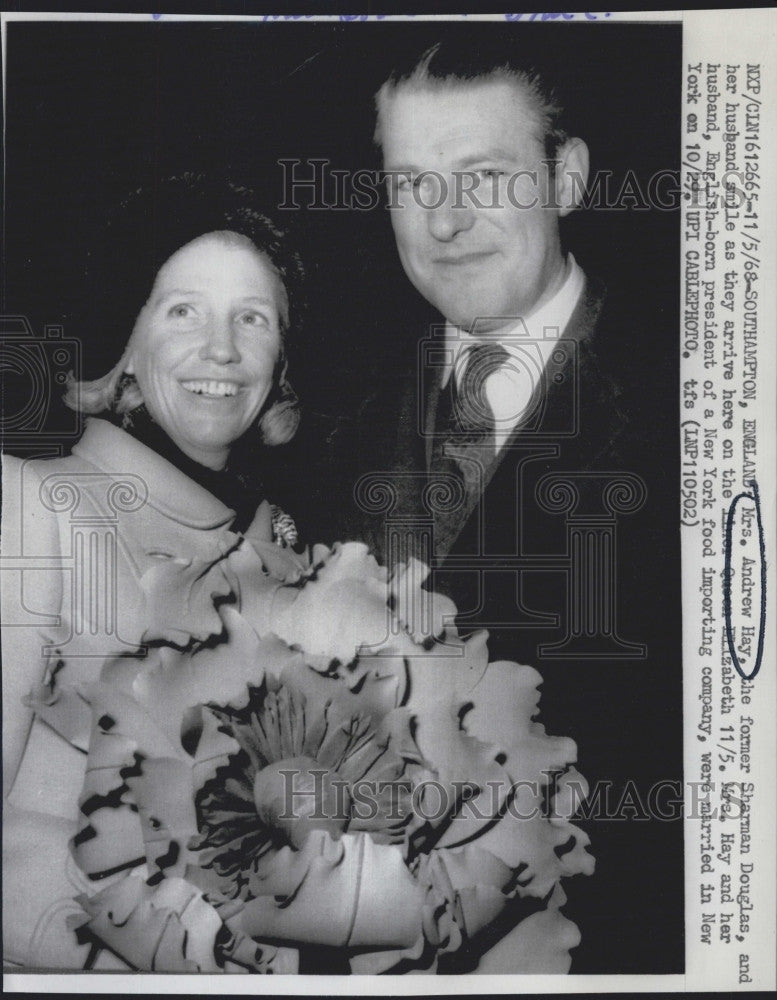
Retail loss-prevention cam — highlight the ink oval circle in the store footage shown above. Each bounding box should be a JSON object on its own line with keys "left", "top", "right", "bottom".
{"left": 723, "top": 484, "right": 766, "bottom": 680}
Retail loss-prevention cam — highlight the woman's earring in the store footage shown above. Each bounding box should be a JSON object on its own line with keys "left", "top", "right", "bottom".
{"left": 113, "top": 371, "right": 138, "bottom": 406}
{"left": 113, "top": 372, "right": 140, "bottom": 429}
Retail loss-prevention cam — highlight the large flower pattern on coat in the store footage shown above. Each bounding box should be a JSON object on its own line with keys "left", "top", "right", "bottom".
{"left": 25, "top": 533, "right": 594, "bottom": 974}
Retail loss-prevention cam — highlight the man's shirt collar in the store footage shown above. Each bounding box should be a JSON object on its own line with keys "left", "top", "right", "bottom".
{"left": 442, "top": 253, "right": 585, "bottom": 388}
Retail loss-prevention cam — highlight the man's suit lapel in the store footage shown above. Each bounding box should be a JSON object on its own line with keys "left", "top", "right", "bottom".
{"left": 424, "top": 363, "right": 444, "bottom": 471}
{"left": 381, "top": 368, "right": 430, "bottom": 531}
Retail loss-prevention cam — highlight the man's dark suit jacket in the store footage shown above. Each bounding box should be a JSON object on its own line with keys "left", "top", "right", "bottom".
{"left": 334, "top": 280, "right": 633, "bottom": 652}
{"left": 283, "top": 275, "right": 683, "bottom": 975}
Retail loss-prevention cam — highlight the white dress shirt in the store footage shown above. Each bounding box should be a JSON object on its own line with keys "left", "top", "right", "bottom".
{"left": 442, "top": 254, "right": 585, "bottom": 453}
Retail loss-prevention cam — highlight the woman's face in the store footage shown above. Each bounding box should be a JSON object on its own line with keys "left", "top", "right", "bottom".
{"left": 126, "top": 232, "right": 284, "bottom": 469}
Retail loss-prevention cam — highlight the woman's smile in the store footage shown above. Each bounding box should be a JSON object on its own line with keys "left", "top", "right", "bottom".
{"left": 180, "top": 379, "right": 241, "bottom": 397}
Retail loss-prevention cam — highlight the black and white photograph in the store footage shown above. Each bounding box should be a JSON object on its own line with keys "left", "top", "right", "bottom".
{"left": 1, "top": 8, "right": 775, "bottom": 992}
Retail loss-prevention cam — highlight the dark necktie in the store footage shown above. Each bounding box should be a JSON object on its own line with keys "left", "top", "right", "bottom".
{"left": 429, "top": 343, "right": 510, "bottom": 554}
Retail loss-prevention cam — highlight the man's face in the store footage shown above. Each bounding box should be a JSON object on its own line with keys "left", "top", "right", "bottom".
{"left": 380, "top": 79, "right": 568, "bottom": 333}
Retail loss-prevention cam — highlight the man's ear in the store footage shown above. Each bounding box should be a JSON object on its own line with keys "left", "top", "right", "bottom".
{"left": 554, "top": 137, "right": 590, "bottom": 217}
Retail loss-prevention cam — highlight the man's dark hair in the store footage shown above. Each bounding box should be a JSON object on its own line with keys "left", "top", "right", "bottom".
{"left": 374, "top": 36, "right": 571, "bottom": 162}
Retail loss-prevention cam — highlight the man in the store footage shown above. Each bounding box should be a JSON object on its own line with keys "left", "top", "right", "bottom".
{"left": 306, "top": 37, "right": 683, "bottom": 974}
{"left": 331, "top": 40, "right": 664, "bottom": 664}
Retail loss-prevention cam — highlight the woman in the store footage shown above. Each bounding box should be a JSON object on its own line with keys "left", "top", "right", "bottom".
{"left": 2, "top": 175, "right": 305, "bottom": 967}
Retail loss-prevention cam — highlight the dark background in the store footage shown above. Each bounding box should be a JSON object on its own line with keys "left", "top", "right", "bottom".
{"left": 3, "top": 19, "right": 683, "bottom": 975}
{"left": 4, "top": 19, "right": 680, "bottom": 437}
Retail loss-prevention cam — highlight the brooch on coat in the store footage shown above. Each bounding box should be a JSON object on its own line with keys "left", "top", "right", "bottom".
{"left": 270, "top": 505, "right": 299, "bottom": 548}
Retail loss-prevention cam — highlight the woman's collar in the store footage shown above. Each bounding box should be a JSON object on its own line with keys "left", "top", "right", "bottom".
{"left": 72, "top": 417, "right": 236, "bottom": 530}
